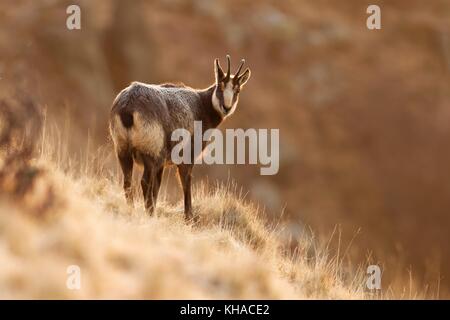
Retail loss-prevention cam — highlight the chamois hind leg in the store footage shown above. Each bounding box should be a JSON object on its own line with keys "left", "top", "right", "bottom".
{"left": 141, "top": 156, "right": 158, "bottom": 214}
{"left": 118, "top": 151, "right": 134, "bottom": 205}
{"left": 152, "top": 167, "right": 164, "bottom": 209}
{"left": 177, "top": 164, "right": 196, "bottom": 222}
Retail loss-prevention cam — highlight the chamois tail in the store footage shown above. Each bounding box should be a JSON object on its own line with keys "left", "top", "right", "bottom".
{"left": 119, "top": 110, "right": 134, "bottom": 129}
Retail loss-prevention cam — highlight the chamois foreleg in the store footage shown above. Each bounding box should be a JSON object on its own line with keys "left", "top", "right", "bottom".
{"left": 178, "top": 164, "right": 194, "bottom": 222}
{"left": 152, "top": 167, "right": 164, "bottom": 208}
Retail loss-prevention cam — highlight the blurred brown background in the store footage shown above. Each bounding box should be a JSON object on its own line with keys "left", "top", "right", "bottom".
{"left": 0, "top": 0, "right": 449, "bottom": 296}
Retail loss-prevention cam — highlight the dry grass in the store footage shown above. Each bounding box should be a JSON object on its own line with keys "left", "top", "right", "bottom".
{"left": 0, "top": 99, "right": 368, "bottom": 299}
{"left": 0, "top": 165, "right": 366, "bottom": 299}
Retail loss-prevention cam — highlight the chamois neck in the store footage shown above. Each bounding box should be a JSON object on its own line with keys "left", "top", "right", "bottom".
{"left": 197, "top": 84, "right": 223, "bottom": 130}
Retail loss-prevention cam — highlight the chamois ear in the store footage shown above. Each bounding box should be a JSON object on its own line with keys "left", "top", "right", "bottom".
{"left": 214, "top": 58, "right": 225, "bottom": 83}
{"left": 238, "top": 68, "right": 251, "bottom": 87}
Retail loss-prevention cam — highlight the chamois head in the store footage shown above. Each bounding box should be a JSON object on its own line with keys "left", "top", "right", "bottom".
{"left": 212, "top": 55, "right": 251, "bottom": 118}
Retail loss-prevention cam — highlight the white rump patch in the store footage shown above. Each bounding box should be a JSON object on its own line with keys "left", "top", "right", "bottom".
{"left": 110, "top": 113, "right": 165, "bottom": 157}
{"left": 130, "top": 113, "right": 165, "bottom": 157}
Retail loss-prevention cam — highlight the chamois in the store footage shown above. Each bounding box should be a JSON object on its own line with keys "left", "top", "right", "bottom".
{"left": 109, "top": 56, "right": 251, "bottom": 221}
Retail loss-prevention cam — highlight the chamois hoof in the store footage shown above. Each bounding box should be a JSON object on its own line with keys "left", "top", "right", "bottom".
{"left": 145, "top": 207, "right": 156, "bottom": 217}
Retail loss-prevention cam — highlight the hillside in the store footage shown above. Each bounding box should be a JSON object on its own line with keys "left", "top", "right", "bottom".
{"left": 0, "top": 114, "right": 364, "bottom": 299}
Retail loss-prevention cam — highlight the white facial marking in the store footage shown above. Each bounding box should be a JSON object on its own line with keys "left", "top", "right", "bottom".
{"left": 223, "top": 81, "right": 234, "bottom": 109}
{"left": 212, "top": 82, "right": 239, "bottom": 119}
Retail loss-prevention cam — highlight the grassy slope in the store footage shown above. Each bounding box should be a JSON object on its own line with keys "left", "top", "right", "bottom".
{"left": 0, "top": 155, "right": 365, "bottom": 299}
